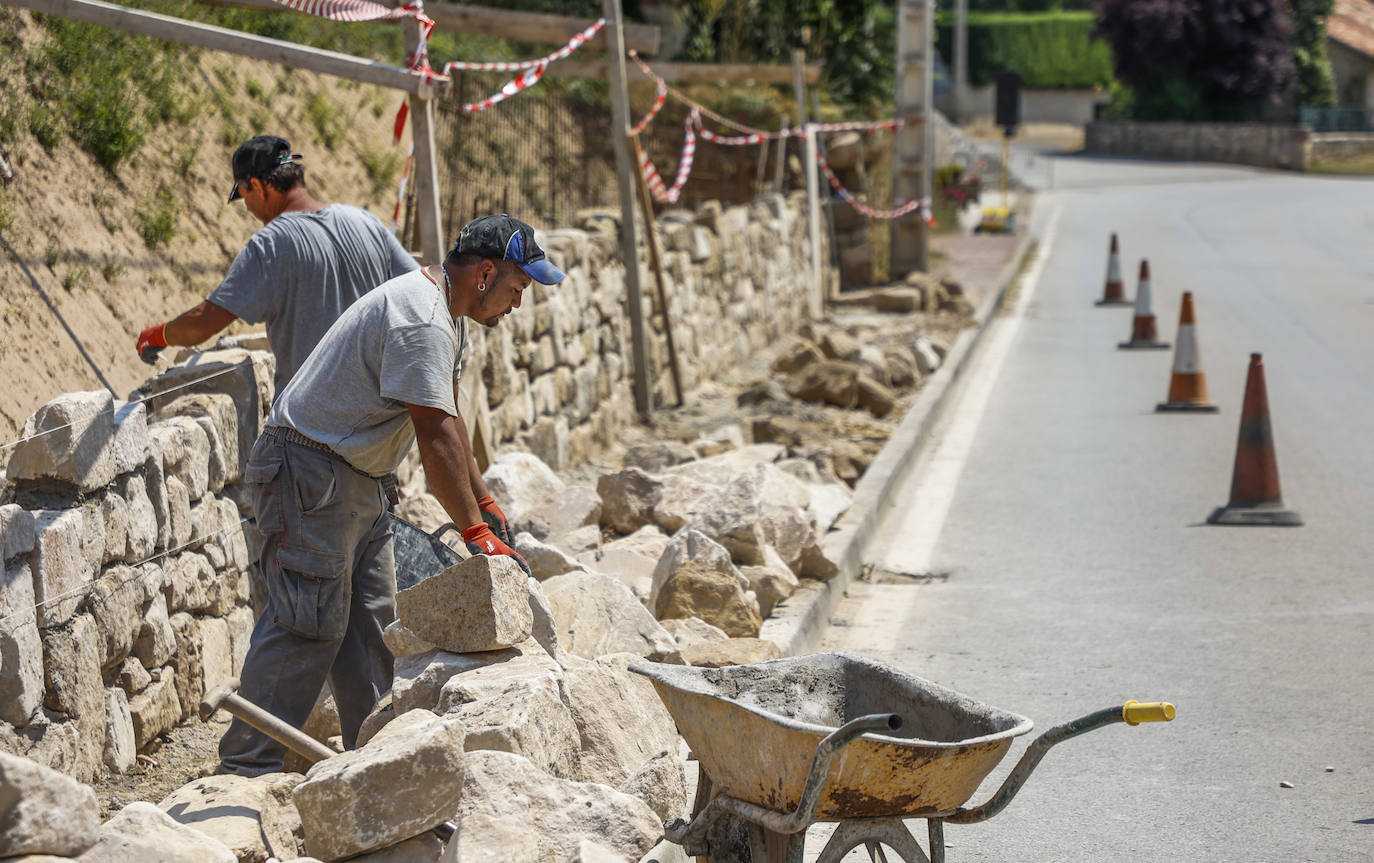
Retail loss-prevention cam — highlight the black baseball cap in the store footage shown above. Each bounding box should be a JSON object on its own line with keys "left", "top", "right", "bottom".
{"left": 227, "top": 136, "right": 302, "bottom": 203}
{"left": 455, "top": 214, "right": 566, "bottom": 285}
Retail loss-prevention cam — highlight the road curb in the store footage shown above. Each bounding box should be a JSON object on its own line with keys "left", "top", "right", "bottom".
{"left": 761, "top": 231, "right": 1038, "bottom": 657}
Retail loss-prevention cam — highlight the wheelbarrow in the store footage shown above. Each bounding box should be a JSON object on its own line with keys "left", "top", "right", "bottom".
{"left": 630, "top": 653, "right": 1175, "bottom": 862}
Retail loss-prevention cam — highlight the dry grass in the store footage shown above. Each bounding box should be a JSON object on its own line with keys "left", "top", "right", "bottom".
{"left": 1309, "top": 154, "right": 1374, "bottom": 175}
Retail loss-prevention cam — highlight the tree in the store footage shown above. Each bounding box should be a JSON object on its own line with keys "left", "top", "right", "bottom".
{"left": 1289, "top": 0, "right": 1336, "bottom": 107}
{"left": 1093, "top": 0, "right": 1297, "bottom": 120}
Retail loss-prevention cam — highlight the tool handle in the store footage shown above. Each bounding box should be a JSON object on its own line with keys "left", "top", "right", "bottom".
{"left": 1122, "top": 701, "right": 1176, "bottom": 725}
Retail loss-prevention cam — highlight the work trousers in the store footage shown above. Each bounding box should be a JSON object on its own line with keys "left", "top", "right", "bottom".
{"left": 218, "top": 428, "right": 396, "bottom": 776}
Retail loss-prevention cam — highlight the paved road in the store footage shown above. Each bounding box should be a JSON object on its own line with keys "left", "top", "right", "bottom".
{"left": 812, "top": 156, "right": 1374, "bottom": 862}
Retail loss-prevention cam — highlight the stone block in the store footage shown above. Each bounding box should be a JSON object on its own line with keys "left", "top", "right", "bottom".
{"left": 512, "top": 531, "right": 587, "bottom": 581}
{"left": 596, "top": 468, "right": 663, "bottom": 536}
{"left": 559, "top": 653, "right": 681, "bottom": 787}
{"left": 447, "top": 750, "right": 660, "bottom": 863}
{"left": 345, "top": 833, "right": 445, "bottom": 862}
{"left": 381, "top": 619, "right": 437, "bottom": 659}
{"left": 0, "top": 750, "right": 100, "bottom": 857}
{"left": 167, "top": 612, "right": 205, "bottom": 723}
{"left": 228, "top": 605, "right": 255, "bottom": 675}
{"left": 618, "top": 750, "right": 688, "bottom": 823}
{"left": 524, "top": 415, "right": 570, "bottom": 472}
{"left": 103, "top": 686, "right": 137, "bottom": 773}
{"left": 149, "top": 418, "right": 211, "bottom": 502}
{"left": 200, "top": 616, "right": 235, "bottom": 696}
{"left": 111, "top": 399, "right": 153, "bottom": 476}
{"left": 452, "top": 680, "right": 580, "bottom": 779}
{"left": 165, "top": 474, "right": 192, "bottom": 549}
{"left": 526, "top": 575, "right": 561, "bottom": 657}
{"left": 913, "top": 335, "right": 942, "bottom": 376}
{"left": 655, "top": 562, "right": 762, "bottom": 638}
{"left": 659, "top": 617, "right": 728, "bottom": 650}
{"left": 78, "top": 801, "right": 236, "bottom": 862}
{"left": 6, "top": 390, "right": 116, "bottom": 493}
{"left": 680, "top": 637, "right": 782, "bottom": 667}
{"left": 578, "top": 525, "right": 668, "bottom": 602}
{"left": 395, "top": 555, "right": 532, "bottom": 654}
{"left": 0, "top": 560, "right": 44, "bottom": 725}
{"left": 1, "top": 503, "right": 36, "bottom": 561}
{"left": 785, "top": 360, "right": 860, "bottom": 409}
{"left": 145, "top": 452, "right": 171, "bottom": 551}
{"left": 512, "top": 484, "right": 602, "bottom": 542}
{"left": 770, "top": 338, "right": 824, "bottom": 376}
{"left": 133, "top": 592, "right": 176, "bottom": 669}
{"left": 157, "top": 393, "right": 242, "bottom": 487}
{"left": 481, "top": 452, "right": 567, "bottom": 527}
{"left": 648, "top": 529, "right": 740, "bottom": 611}
{"left": 100, "top": 491, "right": 129, "bottom": 565}
{"left": 31, "top": 507, "right": 96, "bottom": 628}
{"left": 116, "top": 655, "right": 151, "bottom": 694}
{"left": 542, "top": 570, "right": 682, "bottom": 663}
{"left": 856, "top": 374, "right": 896, "bottom": 418}
{"left": 128, "top": 674, "right": 181, "bottom": 749}
{"left": 86, "top": 564, "right": 148, "bottom": 671}
{"left": 39, "top": 614, "right": 105, "bottom": 781}
{"left": 159, "top": 772, "right": 304, "bottom": 863}
{"left": 293, "top": 709, "right": 465, "bottom": 862}
{"left": 396, "top": 640, "right": 559, "bottom": 716}
{"left": 740, "top": 545, "right": 800, "bottom": 618}
{"left": 145, "top": 348, "right": 274, "bottom": 472}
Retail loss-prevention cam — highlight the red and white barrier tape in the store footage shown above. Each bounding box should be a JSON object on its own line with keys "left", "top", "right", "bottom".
{"left": 631, "top": 78, "right": 668, "bottom": 135}
{"left": 460, "top": 63, "right": 546, "bottom": 114}
{"left": 638, "top": 110, "right": 697, "bottom": 204}
{"left": 440, "top": 18, "right": 605, "bottom": 73}
{"left": 817, "top": 153, "right": 932, "bottom": 223}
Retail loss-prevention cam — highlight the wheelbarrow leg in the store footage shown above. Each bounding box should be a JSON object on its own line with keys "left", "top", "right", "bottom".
{"left": 748, "top": 824, "right": 804, "bottom": 863}
{"left": 815, "top": 819, "right": 930, "bottom": 863}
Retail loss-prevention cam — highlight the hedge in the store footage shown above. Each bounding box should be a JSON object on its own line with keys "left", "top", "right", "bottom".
{"left": 935, "top": 11, "right": 1114, "bottom": 89}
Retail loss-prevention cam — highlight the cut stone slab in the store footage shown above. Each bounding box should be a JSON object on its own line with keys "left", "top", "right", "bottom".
{"left": 0, "top": 560, "right": 44, "bottom": 725}
{"left": 513, "top": 484, "right": 602, "bottom": 542}
{"left": 31, "top": 507, "right": 96, "bottom": 628}
{"left": 513, "top": 531, "right": 588, "bottom": 581}
{"left": 596, "top": 468, "right": 662, "bottom": 535}
{"left": 103, "top": 687, "right": 137, "bottom": 774}
{"left": 128, "top": 675, "right": 182, "bottom": 750}
{"left": 481, "top": 452, "right": 566, "bottom": 526}
{"left": 452, "top": 680, "right": 581, "bottom": 779}
{"left": 392, "top": 640, "right": 557, "bottom": 716}
{"left": 739, "top": 545, "right": 799, "bottom": 618}
{"left": 6, "top": 390, "right": 117, "bottom": 493}
{"left": 381, "top": 620, "right": 436, "bottom": 658}
{"left": 159, "top": 772, "right": 305, "bottom": 863}
{"left": 343, "top": 833, "right": 445, "bottom": 862}
{"left": 0, "top": 750, "right": 100, "bottom": 858}
{"left": 655, "top": 562, "right": 762, "bottom": 638}
{"left": 648, "top": 529, "right": 741, "bottom": 612}
{"left": 579, "top": 524, "right": 669, "bottom": 601}
{"left": 1, "top": 503, "right": 36, "bottom": 561}
{"left": 78, "top": 801, "right": 237, "bottom": 863}
{"left": 618, "top": 750, "right": 688, "bottom": 823}
{"left": 622, "top": 441, "right": 696, "bottom": 473}
{"left": 439, "top": 812, "right": 543, "bottom": 863}
{"left": 293, "top": 709, "right": 465, "bottom": 862}
{"left": 660, "top": 617, "right": 729, "bottom": 650}
{"left": 680, "top": 638, "right": 782, "bottom": 668}
{"left": 395, "top": 555, "right": 532, "bottom": 654}
{"left": 449, "top": 750, "right": 661, "bottom": 863}
{"left": 559, "top": 653, "right": 681, "bottom": 788}
{"left": 542, "top": 570, "right": 682, "bottom": 663}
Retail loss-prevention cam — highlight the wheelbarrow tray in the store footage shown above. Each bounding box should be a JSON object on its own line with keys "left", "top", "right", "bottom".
{"left": 632, "top": 653, "right": 1033, "bottom": 819}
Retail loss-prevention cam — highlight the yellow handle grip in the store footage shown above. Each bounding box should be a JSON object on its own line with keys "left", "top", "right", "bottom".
{"left": 1122, "top": 701, "right": 1176, "bottom": 726}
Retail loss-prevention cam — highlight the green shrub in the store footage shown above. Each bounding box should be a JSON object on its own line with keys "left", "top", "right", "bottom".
{"left": 306, "top": 91, "right": 346, "bottom": 150}
{"left": 136, "top": 187, "right": 178, "bottom": 249}
{"left": 360, "top": 147, "right": 401, "bottom": 199}
{"left": 936, "top": 11, "right": 1114, "bottom": 89}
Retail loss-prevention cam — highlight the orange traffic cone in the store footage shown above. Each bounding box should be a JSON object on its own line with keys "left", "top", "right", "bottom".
{"left": 1118, "top": 260, "right": 1170, "bottom": 350}
{"left": 1096, "top": 233, "right": 1131, "bottom": 306}
{"left": 1155, "top": 292, "right": 1218, "bottom": 413}
{"left": 1207, "top": 354, "right": 1302, "bottom": 526}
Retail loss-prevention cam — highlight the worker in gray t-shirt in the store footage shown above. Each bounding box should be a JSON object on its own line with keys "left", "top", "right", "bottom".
{"left": 135, "top": 135, "right": 417, "bottom": 398}
{"left": 218, "top": 214, "right": 564, "bottom": 776}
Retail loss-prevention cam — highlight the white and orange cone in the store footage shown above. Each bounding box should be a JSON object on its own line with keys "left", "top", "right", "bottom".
{"left": 1118, "top": 260, "right": 1170, "bottom": 350}
{"left": 1156, "top": 292, "right": 1218, "bottom": 413}
{"left": 1096, "top": 233, "right": 1131, "bottom": 307}
{"left": 1207, "top": 353, "right": 1302, "bottom": 526}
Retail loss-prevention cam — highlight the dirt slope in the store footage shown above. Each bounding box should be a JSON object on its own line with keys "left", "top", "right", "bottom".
{"left": 0, "top": 9, "right": 411, "bottom": 445}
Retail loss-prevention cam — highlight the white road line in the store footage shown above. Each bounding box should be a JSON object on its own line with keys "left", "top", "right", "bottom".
{"left": 878, "top": 206, "right": 1062, "bottom": 577}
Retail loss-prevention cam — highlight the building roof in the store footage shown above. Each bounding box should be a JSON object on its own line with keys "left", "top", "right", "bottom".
{"left": 1330, "top": 0, "right": 1374, "bottom": 58}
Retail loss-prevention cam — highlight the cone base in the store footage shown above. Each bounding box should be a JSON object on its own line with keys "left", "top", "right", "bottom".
{"left": 1095, "top": 299, "right": 1133, "bottom": 307}
{"left": 1207, "top": 503, "right": 1303, "bottom": 527}
{"left": 1118, "top": 340, "right": 1171, "bottom": 350}
{"left": 1156, "top": 401, "right": 1220, "bottom": 413}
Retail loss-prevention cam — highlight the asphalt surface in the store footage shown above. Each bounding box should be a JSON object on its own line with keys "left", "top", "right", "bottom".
{"left": 811, "top": 155, "right": 1374, "bottom": 862}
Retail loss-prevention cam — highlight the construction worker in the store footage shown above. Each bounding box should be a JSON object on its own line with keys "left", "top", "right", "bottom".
{"left": 217, "top": 214, "right": 560, "bottom": 776}
{"left": 135, "top": 135, "right": 417, "bottom": 398}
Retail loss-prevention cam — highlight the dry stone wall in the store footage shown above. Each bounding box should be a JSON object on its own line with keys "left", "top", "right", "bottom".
{"left": 0, "top": 192, "right": 825, "bottom": 785}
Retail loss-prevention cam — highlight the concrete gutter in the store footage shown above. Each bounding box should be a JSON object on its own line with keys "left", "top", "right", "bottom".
{"left": 761, "top": 231, "right": 1037, "bottom": 657}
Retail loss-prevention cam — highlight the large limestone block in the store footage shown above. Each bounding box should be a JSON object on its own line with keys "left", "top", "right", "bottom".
{"left": 155, "top": 393, "right": 242, "bottom": 486}
{"left": 452, "top": 680, "right": 581, "bottom": 779}
{"left": 31, "top": 507, "right": 97, "bottom": 628}
{"left": 111, "top": 400, "right": 153, "bottom": 476}
{"left": 623, "top": 442, "right": 696, "bottom": 474}
{"left": 559, "top": 654, "right": 680, "bottom": 787}
{"left": 292, "top": 709, "right": 466, "bottom": 862}
{"left": 343, "top": 833, "right": 444, "bottom": 862}
{"left": 393, "top": 492, "right": 449, "bottom": 533}
{"left": 0, "top": 750, "right": 100, "bottom": 857}
{"left": 739, "top": 545, "right": 799, "bottom": 618}
{"left": 567, "top": 840, "right": 635, "bottom": 863}
{"left": 39, "top": 614, "right": 105, "bottom": 780}
{"left": 78, "top": 801, "right": 236, "bottom": 863}
{"left": 617, "top": 750, "right": 687, "bottom": 823}
{"left": 133, "top": 592, "right": 177, "bottom": 669}
{"left": 440, "top": 812, "right": 542, "bottom": 863}
{"left": 595, "top": 468, "right": 662, "bottom": 535}
{"left": 513, "top": 531, "right": 588, "bottom": 581}
{"left": 542, "top": 570, "right": 682, "bottom": 663}
{"left": 649, "top": 474, "right": 717, "bottom": 536}
{"left": 159, "top": 773, "right": 305, "bottom": 863}
{"left": 128, "top": 674, "right": 182, "bottom": 749}
{"left": 395, "top": 555, "right": 532, "bottom": 654}
{"left": 392, "top": 641, "right": 557, "bottom": 715}
{"left": 381, "top": 620, "right": 436, "bottom": 659}
{"left": 785, "top": 360, "right": 861, "bottom": 409}
{"left": 146, "top": 348, "right": 274, "bottom": 473}
{"left": 86, "top": 564, "right": 151, "bottom": 671}
{"left": 655, "top": 562, "right": 762, "bottom": 638}
{"left": 679, "top": 637, "right": 781, "bottom": 668}
{"left": 99, "top": 491, "right": 129, "bottom": 566}
{"left": 149, "top": 417, "right": 212, "bottom": 502}
{"left": 513, "top": 484, "right": 602, "bottom": 542}
{"left": 1, "top": 503, "right": 36, "bottom": 561}
{"left": 0, "top": 560, "right": 44, "bottom": 725}
{"left": 103, "top": 686, "right": 137, "bottom": 773}
{"left": 6, "top": 390, "right": 117, "bottom": 493}
{"left": 660, "top": 617, "right": 728, "bottom": 650}
{"left": 648, "top": 529, "right": 742, "bottom": 611}
{"left": 448, "top": 750, "right": 661, "bottom": 863}
{"left": 579, "top": 525, "right": 669, "bottom": 602}
{"left": 481, "top": 452, "right": 566, "bottom": 525}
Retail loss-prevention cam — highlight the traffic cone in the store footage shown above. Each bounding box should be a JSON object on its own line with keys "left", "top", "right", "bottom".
{"left": 1207, "top": 354, "right": 1302, "bottom": 526}
{"left": 1118, "top": 260, "right": 1170, "bottom": 350}
{"left": 1155, "top": 292, "right": 1218, "bottom": 413}
{"left": 1096, "top": 233, "right": 1131, "bottom": 306}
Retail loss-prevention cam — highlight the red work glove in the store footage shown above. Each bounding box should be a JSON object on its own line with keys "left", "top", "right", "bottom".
{"left": 476, "top": 494, "right": 511, "bottom": 543}
{"left": 136, "top": 323, "right": 168, "bottom": 365}
{"left": 461, "top": 522, "right": 531, "bottom": 577}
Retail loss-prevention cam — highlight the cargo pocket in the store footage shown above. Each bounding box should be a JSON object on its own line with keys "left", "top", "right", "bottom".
{"left": 244, "top": 456, "right": 284, "bottom": 535}
{"left": 270, "top": 544, "right": 349, "bottom": 641}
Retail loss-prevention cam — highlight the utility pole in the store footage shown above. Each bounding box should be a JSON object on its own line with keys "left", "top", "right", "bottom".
{"left": 403, "top": 17, "right": 442, "bottom": 263}
{"left": 954, "top": 0, "right": 969, "bottom": 124}
{"left": 891, "top": 0, "right": 933, "bottom": 277}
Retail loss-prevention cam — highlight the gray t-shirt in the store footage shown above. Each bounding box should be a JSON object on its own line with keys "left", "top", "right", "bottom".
{"left": 268, "top": 269, "right": 469, "bottom": 477}
{"left": 208, "top": 204, "right": 418, "bottom": 397}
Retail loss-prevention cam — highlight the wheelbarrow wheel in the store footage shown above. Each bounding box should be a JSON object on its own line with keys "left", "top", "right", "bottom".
{"left": 813, "top": 818, "right": 941, "bottom": 863}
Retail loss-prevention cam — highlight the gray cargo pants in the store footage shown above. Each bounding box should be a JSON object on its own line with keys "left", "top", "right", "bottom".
{"left": 218, "top": 428, "right": 396, "bottom": 776}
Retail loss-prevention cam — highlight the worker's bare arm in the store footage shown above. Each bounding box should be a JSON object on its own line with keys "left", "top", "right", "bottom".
{"left": 163, "top": 300, "right": 238, "bottom": 346}
{"left": 408, "top": 402, "right": 483, "bottom": 529}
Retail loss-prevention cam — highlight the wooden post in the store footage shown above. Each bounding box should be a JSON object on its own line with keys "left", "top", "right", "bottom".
{"left": 954, "top": 0, "right": 969, "bottom": 124}
{"left": 791, "top": 49, "right": 808, "bottom": 139}
{"left": 404, "top": 19, "right": 443, "bottom": 264}
{"left": 602, "top": 0, "right": 652, "bottom": 418}
{"left": 803, "top": 123, "right": 824, "bottom": 319}
{"left": 891, "top": 0, "right": 933, "bottom": 277}
{"left": 773, "top": 116, "right": 787, "bottom": 193}
{"left": 631, "top": 145, "right": 684, "bottom": 408}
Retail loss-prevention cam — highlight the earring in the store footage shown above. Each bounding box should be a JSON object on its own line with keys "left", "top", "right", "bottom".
{"left": 478, "top": 282, "right": 487, "bottom": 292}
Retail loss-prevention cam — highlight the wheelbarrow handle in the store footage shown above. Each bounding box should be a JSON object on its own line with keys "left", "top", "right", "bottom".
{"left": 945, "top": 700, "right": 1175, "bottom": 825}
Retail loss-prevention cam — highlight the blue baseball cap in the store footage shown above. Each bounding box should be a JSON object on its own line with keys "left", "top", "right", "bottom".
{"left": 455, "top": 214, "right": 565, "bottom": 285}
